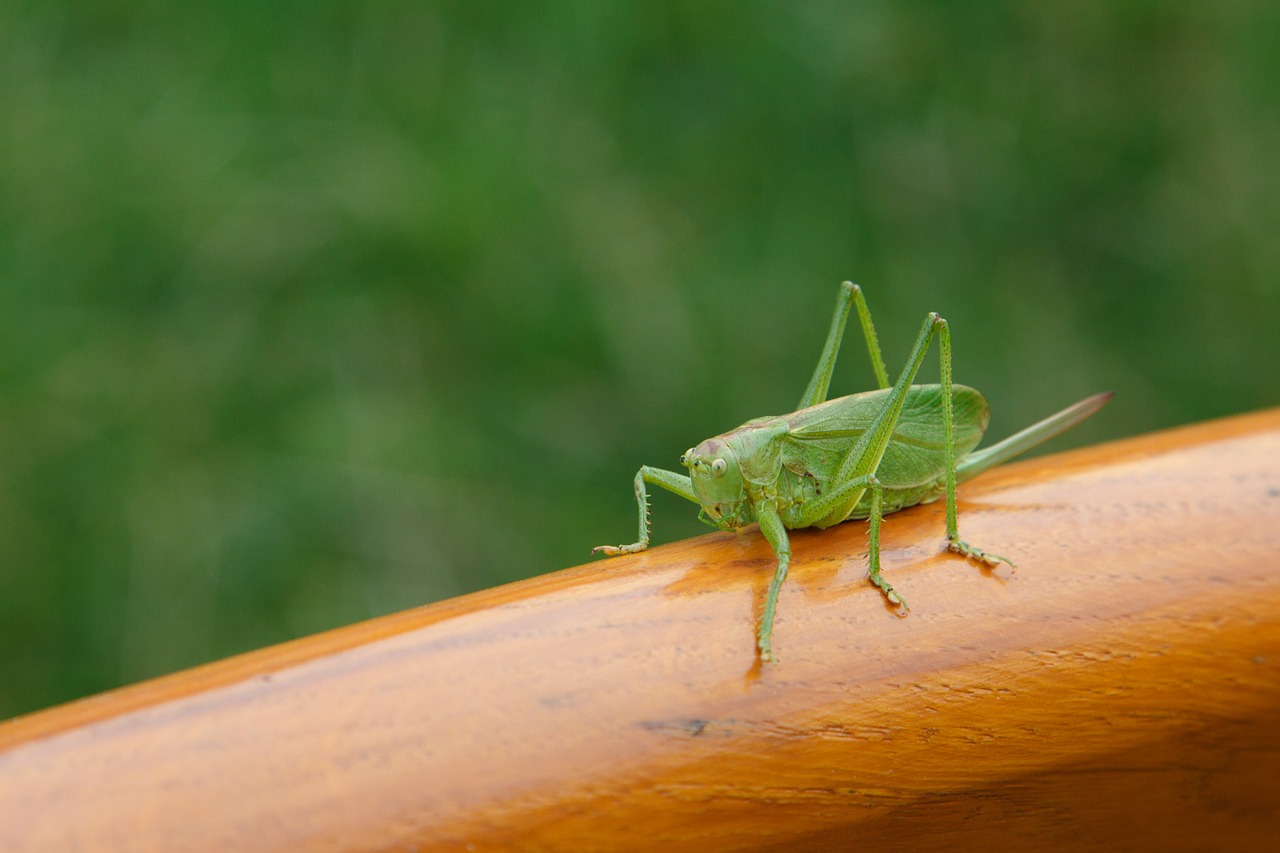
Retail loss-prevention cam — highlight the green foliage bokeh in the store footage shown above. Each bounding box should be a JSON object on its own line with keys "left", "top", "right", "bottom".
{"left": 2, "top": 2, "right": 1278, "bottom": 717}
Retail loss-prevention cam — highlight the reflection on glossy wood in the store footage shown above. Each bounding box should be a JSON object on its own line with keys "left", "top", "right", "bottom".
{"left": 2, "top": 410, "right": 1280, "bottom": 852}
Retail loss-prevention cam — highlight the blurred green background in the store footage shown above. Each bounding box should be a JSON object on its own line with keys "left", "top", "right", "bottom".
{"left": 2, "top": 2, "right": 1278, "bottom": 719}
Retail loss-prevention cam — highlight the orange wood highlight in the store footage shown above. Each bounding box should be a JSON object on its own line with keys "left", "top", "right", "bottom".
{"left": 2, "top": 410, "right": 1279, "bottom": 852}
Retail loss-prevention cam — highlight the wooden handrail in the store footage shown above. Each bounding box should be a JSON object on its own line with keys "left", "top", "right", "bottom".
{"left": 2, "top": 409, "right": 1279, "bottom": 851}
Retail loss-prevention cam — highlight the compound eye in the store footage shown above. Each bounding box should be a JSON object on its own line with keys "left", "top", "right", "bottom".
{"left": 711, "top": 458, "right": 727, "bottom": 476}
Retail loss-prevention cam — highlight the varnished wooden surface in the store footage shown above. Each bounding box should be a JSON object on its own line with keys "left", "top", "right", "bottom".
{"left": 2, "top": 409, "right": 1279, "bottom": 852}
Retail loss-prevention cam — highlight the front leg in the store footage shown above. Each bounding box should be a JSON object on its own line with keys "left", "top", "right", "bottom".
{"left": 755, "top": 502, "right": 792, "bottom": 663}
{"left": 592, "top": 466, "right": 698, "bottom": 556}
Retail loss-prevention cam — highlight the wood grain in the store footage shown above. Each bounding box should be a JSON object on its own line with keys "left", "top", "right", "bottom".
{"left": 2, "top": 409, "right": 1279, "bottom": 852}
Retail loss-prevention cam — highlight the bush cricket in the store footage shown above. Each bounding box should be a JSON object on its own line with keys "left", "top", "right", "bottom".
{"left": 593, "top": 282, "right": 1112, "bottom": 661}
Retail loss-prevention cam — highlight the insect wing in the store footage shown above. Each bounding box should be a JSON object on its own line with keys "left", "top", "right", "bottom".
{"left": 785, "top": 385, "right": 988, "bottom": 488}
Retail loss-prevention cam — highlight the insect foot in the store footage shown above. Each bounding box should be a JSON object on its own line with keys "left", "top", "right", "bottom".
{"left": 591, "top": 543, "right": 644, "bottom": 557}
{"left": 869, "top": 574, "right": 911, "bottom": 615}
{"left": 947, "top": 537, "right": 1016, "bottom": 570}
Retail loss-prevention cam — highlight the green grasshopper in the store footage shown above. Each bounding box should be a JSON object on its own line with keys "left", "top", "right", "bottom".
{"left": 593, "top": 282, "right": 1112, "bottom": 662}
